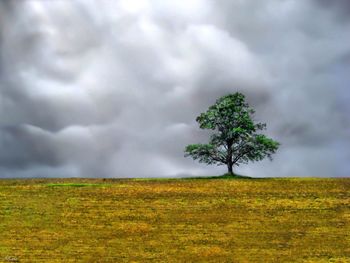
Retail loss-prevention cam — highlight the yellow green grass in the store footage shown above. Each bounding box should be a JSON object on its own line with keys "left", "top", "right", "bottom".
{"left": 0, "top": 177, "right": 349, "bottom": 262}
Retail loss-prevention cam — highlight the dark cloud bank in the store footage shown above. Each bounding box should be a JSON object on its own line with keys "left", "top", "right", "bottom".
{"left": 0, "top": 0, "right": 349, "bottom": 178}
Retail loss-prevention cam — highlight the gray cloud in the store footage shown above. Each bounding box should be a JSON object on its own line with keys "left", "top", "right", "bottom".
{"left": 315, "top": 0, "right": 350, "bottom": 18}
{"left": 0, "top": 0, "right": 349, "bottom": 178}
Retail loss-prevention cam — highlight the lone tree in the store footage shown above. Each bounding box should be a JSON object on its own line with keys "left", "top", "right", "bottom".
{"left": 184, "top": 92, "right": 279, "bottom": 176}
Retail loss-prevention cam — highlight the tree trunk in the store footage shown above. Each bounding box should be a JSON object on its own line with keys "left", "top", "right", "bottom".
{"left": 227, "top": 140, "right": 234, "bottom": 176}
{"left": 227, "top": 163, "right": 233, "bottom": 175}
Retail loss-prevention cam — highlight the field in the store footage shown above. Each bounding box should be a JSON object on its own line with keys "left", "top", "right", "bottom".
{"left": 0, "top": 177, "right": 349, "bottom": 262}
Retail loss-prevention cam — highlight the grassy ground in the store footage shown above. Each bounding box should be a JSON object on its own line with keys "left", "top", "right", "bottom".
{"left": 0, "top": 177, "right": 349, "bottom": 262}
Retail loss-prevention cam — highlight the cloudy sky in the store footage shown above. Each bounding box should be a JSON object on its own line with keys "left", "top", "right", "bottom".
{"left": 0, "top": 0, "right": 349, "bottom": 178}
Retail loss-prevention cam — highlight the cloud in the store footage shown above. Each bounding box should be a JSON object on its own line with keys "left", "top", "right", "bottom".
{"left": 0, "top": 0, "right": 349, "bottom": 177}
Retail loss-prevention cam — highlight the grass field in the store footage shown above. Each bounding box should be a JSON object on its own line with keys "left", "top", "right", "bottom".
{"left": 0, "top": 177, "right": 349, "bottom": 262}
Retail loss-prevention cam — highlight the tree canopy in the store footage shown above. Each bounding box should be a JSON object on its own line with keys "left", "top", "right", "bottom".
{"left": 184, "top": 92, "right": 280, "bottom": 175}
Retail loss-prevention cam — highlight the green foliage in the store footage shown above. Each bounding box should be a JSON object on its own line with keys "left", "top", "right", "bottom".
{"left": 184, "top": 144, "right": 226, "bottom": 165}
{"left": 185, "top": 92, "right": 280, "bottom": 174}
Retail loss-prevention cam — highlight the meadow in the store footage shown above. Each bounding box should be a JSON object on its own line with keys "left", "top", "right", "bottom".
{"left": 0, "top": 177, "right": 349, "bottom": 262}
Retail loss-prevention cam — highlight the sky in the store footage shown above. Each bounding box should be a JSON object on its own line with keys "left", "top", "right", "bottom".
{"left": 0, "top": 0, "right": 349, "bottom": 178}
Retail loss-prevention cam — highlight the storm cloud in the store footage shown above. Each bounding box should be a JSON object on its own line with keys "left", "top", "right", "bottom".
{"left": 0, "top": 0, "right": 349, "bottom": 178}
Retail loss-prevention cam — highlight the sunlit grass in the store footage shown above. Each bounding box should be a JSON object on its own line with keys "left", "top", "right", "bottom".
{"left": 0, "top": 177, "right": 348, "bottom": 262}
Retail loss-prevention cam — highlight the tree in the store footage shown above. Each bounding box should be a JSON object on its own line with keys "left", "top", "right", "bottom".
{"left": 184, "top": 92, "right": 279, "bottom": 176}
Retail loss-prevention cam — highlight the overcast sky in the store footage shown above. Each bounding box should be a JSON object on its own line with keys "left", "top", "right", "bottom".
{"left": 0, "top": 0, "right": 349, "bottom": 178}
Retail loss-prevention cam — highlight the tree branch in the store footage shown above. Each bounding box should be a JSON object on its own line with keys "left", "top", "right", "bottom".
{"left": 232, "top": 148, "right": 253, "bottom": 165}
